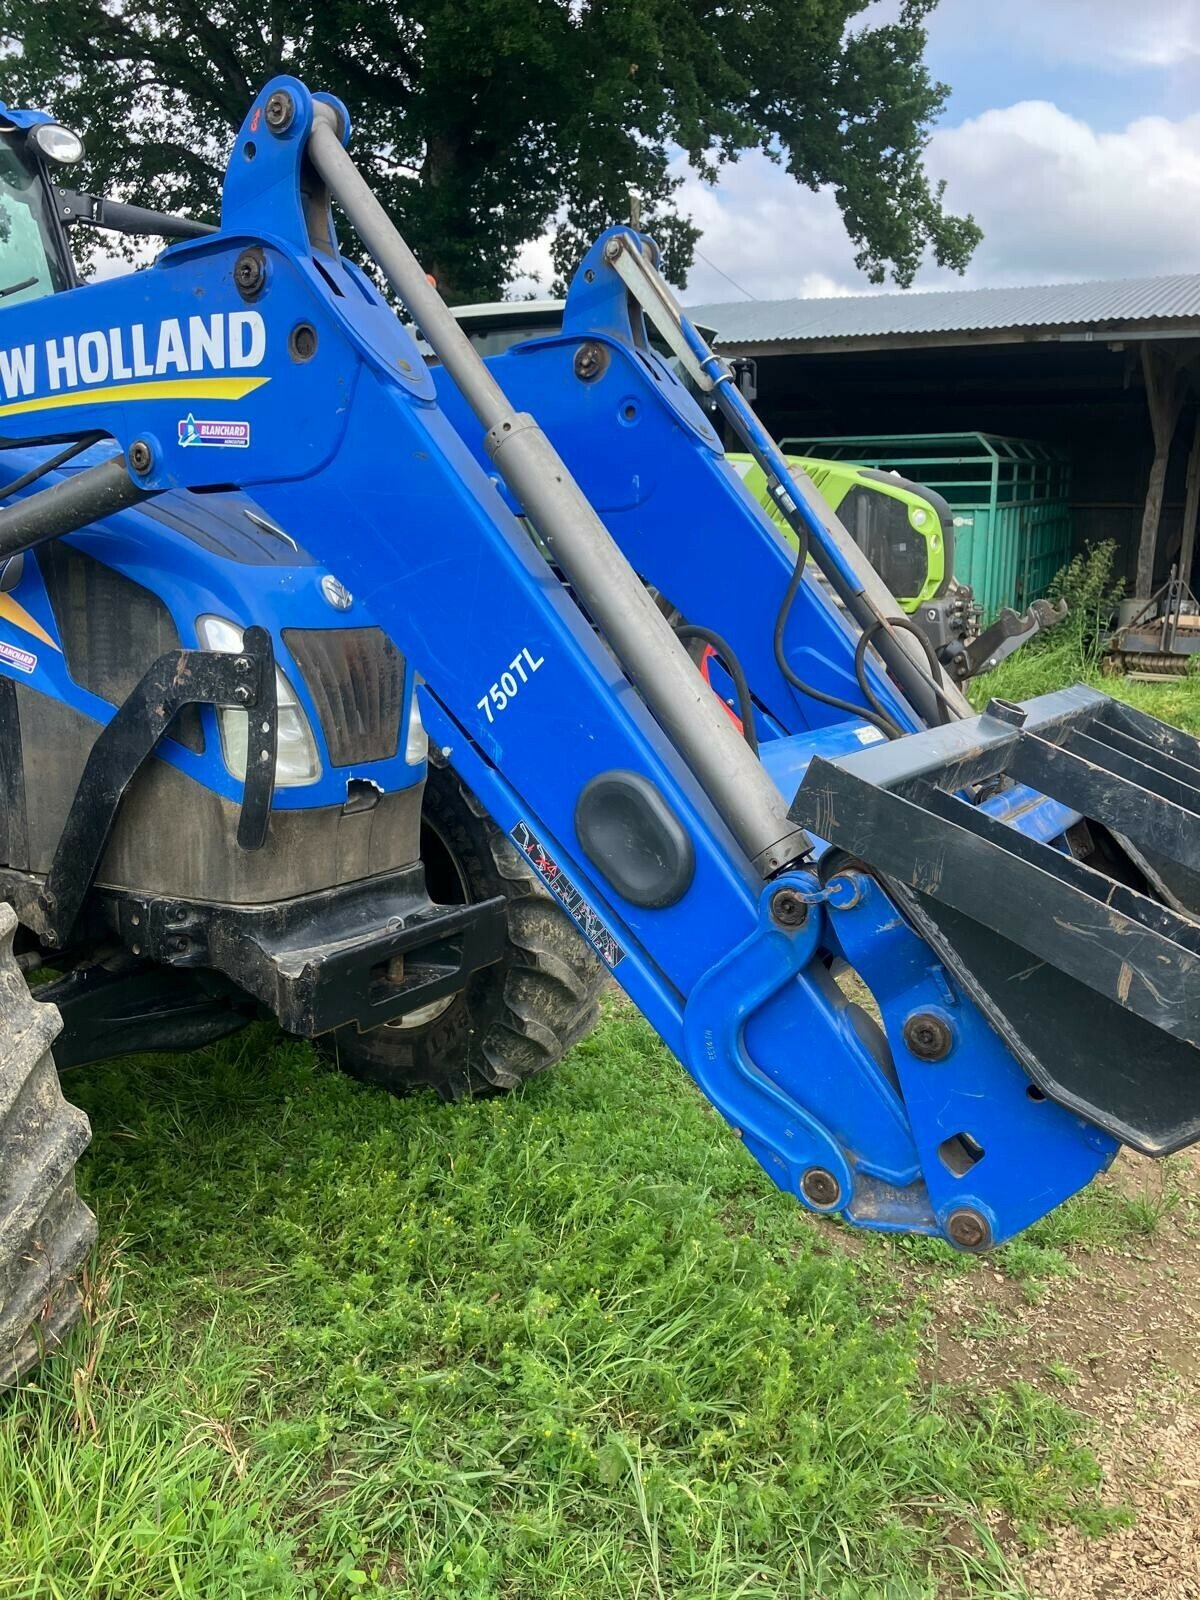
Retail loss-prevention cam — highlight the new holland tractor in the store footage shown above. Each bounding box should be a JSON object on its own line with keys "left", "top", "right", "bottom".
{"left": 0, "top": 81, "right": 1197, "bottom": 1383}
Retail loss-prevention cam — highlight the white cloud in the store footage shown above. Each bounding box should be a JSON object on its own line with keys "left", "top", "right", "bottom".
{"left": 930, "top": 0, "right": 1200, "bottom": 70}
{"left": 660, "top": 99, "right": 1200, "bottom": 306}
{"left": 509, "top": 232, "right": 556, "bottom": 299}
{"left": 505, "top": 0, "right": 1200, "bottom": 306}
{"left": 505, "top": 157, "right": 858, "bottom": 304}
{"left": 926, "top": 101, "right": 1200, "bottom": 284}
{"left": 674, "top": 156, "right": 860, "bottom": 303}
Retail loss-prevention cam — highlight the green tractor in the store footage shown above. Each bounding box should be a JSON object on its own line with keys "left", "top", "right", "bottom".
{"left": 728, "top": 453, "right": 1065, "bottom": 684}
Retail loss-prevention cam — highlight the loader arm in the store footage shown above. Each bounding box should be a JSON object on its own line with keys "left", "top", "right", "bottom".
{"left": 0, "top": 78, "right": 1195, "bottom": 1248}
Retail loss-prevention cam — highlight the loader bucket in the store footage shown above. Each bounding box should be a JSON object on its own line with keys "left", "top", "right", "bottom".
{"left": 789, "top": 684, "right": 1200, "bottom": 1156}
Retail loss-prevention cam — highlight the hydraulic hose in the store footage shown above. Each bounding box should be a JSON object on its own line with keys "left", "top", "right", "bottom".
{"left": 671, "top": 622, "right": 759, "bottom": 756}
{"left": 853, "top": 617, "right": 960, "bottom": 733}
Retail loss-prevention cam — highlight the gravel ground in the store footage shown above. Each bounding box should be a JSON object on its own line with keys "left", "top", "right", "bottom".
{"left": 922, "top": 1149, "right": 1200, "bottom": 1598}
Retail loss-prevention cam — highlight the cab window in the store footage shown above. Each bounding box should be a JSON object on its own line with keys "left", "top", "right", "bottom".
{"left": 0, "top": 134, "right": 69, "bottom": 306}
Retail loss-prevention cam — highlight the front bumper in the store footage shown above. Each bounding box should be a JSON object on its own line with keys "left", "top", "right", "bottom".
{"left": 96, "top": 864, "right": 508, "bottom": 1035}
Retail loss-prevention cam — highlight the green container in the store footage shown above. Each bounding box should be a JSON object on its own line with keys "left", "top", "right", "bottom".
{"left": 778, "top": 432, "right": 1071, "bottom": 619}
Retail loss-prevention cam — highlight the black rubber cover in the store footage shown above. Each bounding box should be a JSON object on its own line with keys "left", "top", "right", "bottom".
{"left": 575, "top": 769, "right": 695, "bottom": 909}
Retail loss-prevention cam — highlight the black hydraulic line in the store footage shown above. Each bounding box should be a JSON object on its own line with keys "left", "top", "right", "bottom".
{"left": 771, "top": 520, "right": 902, "bottom": 741}
{"left": 671, "top": 622, "right": 759, "bottom": 756}
{"left": 0, "top": 434, "right": 104, "bottom": 502}
{"left": 0, "top": 454, "right": 153, "bottom": 561}
{"left": 592, "top": 231, "right": 974, "bottom": 732}
{"left": 853, "top": 618, "right": 960, "bottom": 733}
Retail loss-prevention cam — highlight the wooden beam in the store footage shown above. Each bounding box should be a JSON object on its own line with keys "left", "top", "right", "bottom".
{"left": 713, "top": 321, "right": 1200, "bottom": 360}
{"left": 1179, "top": 410, "right": 1200, "bottom": 592}
{"left": 1135, "top": 344, "right": 1188, "bottom": 597}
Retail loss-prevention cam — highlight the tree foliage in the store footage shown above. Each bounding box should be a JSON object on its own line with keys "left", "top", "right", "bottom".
{"left": 0, "top": 0, "right": 979, "bottom": 302}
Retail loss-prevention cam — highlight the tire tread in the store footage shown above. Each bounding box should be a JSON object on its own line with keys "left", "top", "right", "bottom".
{"left": 0, "top": 904, "right": 95, "bottom": 1385}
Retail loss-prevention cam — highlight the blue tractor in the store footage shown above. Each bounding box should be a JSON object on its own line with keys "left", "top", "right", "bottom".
{"left": 0, "top": 81, "right": 1196, "bottom": 1381}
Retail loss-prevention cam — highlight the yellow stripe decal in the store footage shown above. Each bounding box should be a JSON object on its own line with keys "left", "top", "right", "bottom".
{"left": 0, "top": 593, "right": 59, "bottom": 651}
{"left": 0, "top": 375, "right": 270, "bottom": 420}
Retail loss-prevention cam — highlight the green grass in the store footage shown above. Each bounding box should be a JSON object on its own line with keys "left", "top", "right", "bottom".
{"left": 972, "top": 649, "right": 1200, "bottom": 736}
{"left": 2, "top": 1008, "right": 1121, "bottom": 1600}
{"left": 963, "top": 539, "right": 1200, "bottom": 736}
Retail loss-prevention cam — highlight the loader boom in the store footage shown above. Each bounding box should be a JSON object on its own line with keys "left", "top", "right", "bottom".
{"left": 1, "top": 79, "right": 1196, "bottom": 1249}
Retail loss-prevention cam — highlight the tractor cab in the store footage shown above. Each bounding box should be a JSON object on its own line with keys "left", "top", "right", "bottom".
{"left": 0, "top": 98, "right": 214, "bottom": 309}
{"left": 0, "top": 107, "right": 81, "bottom": 305}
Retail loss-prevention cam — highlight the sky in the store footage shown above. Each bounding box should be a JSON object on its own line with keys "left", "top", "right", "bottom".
{"left": 516, "top": 0, "right": 1200, "bottom": 305}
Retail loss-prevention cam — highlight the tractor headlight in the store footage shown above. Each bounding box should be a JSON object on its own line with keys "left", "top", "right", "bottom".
{"left": 405, "top": 676, "right": 428, "bottom": 765}
{"left": 29, "top": 123, "right": 84, "bottom": 165}
{"left": 197, "top": 615, "right": 321, "bottom": 786}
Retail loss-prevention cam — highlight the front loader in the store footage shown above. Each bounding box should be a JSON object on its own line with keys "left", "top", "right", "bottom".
{"left": 0, "top": 80, "right": 1197, "bottom": 1382}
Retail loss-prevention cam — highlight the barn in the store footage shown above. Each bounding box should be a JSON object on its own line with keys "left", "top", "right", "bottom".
{"left": 693, "top": 274, "right": 1200, "bottom": 605}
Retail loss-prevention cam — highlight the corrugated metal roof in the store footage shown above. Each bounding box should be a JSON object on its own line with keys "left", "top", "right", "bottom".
{"left": 689, "top": 272, "right": 1200, "bottom": 349}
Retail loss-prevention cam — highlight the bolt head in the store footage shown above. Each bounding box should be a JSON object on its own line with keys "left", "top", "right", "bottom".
{"left": 801, "top": 1167, "right": 842, "bottom": 1208}
{"left": 234, "top": 684, "right": 253, "bottom": 705}
{"left": 903, "top": 1011, "right": 953, "bottom": 1061}
{"left": 264, "top": 90, "right": 294, "bottom": 132}
{"left": 947, "top": 1208, "right": 990, "bottom": 1250}
{"left": 770, "top": 887, "right": 809, "bottom": 929}
{"left": 128, "top": 439, "right": 152, "bottom": 474}
{"left": 573, "top": 341, "right": 608, "bottom": 382}
{"left": 233, "top": 248, "right": 266, "bottom": 299}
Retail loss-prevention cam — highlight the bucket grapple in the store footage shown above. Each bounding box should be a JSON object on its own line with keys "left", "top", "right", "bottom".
{"left": 0, "top": 75, "right": 1198, "bottom": 1379}
{"left": 791, "top": 687, "right": 1200, "bottom": 1156}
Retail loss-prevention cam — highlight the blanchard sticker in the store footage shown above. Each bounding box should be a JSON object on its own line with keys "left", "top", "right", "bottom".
{"left": 0, "top": 640, "right": 36, "bottom": 673}
{"left": 178, "top": 414, "right": 250, "bottom": 448}
{"left": 510, "top": 820, "right": 626, "bottom": 968}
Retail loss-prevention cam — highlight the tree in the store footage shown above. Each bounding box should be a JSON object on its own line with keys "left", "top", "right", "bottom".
{"left": 0, "top": 0, "right": 980, "bottom": 303}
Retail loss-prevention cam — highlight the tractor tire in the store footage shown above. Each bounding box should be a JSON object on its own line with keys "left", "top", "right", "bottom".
{"left": 0, "top": 904, "right": 95, "bottom": 1385}
{"left": 324, "top": 763, "right": 606, "bottom": 1101}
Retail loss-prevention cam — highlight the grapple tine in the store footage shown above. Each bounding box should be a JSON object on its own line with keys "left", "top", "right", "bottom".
{"left": 1100, "top": 695, "right": 1200, "bottom": 768}
{"left": 1004, "top": 729, "right": 1200, "bottom": 875}
{"left": 918, "top": 783, "right": 1200, "bottom": 958}
{"left": 794, "top": 753, "right": 1200, "bottom": 1046}
{"left": 1012, "top": 694, "right": 1200, "bottom": 913}
{"left": 1092, "top": 719, "right": 1200, "bottom": 788}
